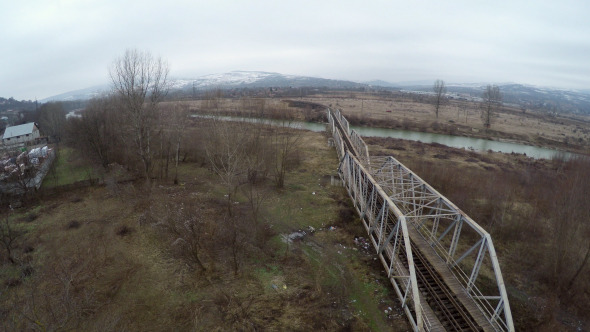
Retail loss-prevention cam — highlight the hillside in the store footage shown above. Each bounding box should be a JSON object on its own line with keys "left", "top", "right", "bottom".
{"left": 0, "top": 97, "right": 36, "bottom": 112}
{"left": 389, "top": 81, "right": 590, "bottom": 115}
{"left": 40, "top": 71, "right": 368, "bottom": 102}
{"left": 34, "top": 72, "right": 590, "bottom": 115}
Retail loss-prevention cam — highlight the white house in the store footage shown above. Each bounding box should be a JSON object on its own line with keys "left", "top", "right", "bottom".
{"left": 2, "top": 122, "right": 40, "bottom": 145}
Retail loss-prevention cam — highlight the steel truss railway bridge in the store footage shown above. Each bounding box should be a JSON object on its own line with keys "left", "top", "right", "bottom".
{"left": 327, "top": 109, "right": 514, "bottom": 331}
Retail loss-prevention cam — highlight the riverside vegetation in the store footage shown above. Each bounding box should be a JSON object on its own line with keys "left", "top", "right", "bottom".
{"left": 1, "top": 88, "right": 589, "bottom": 330}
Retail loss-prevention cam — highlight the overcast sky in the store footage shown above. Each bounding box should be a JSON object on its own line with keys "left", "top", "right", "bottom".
{"left": 2, "top": 0, "right": 589, "bottom": 100}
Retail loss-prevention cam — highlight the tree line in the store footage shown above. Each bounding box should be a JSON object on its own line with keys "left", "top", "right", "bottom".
{"left": 63, "top": 49, "right": 301, "bottom": 191}
{"left": 433, "top": 79, "right": 502, "bottom": 128}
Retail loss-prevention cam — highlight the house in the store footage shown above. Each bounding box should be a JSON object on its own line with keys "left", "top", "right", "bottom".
{"left": 2, "top": 122, "right": 40, "bottom": 145}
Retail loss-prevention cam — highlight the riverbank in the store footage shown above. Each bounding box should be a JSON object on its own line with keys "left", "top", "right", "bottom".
{"left": 344, "top": 113, "right": 588, "bottom": 157}
{"left": 175, "top": 95, "right": 590, "bottom": 157}
{"left": 299, "top": 93, "right": 590, "bottom": 156}
{"left": 190, "top": 109, "right": 580, "bottom": 160}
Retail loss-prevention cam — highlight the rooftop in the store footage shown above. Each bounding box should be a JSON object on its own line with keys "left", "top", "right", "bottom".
{"left": 2, "top": 122, "right": 37, "bottom": 139}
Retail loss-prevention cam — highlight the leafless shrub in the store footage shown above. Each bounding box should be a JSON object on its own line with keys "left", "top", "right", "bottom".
{"left": 11, "top": 255, "right": 99, "bottom": 331}
{"left": 21, "top": 213, "right": 38, "bottom": 223}
{"left": 115, "top": 225, "right": 133, "bottom": 237}
{"left": 150, "top": 198, "right": 219, "bottom": 272}
{"left": 0, "top": 217, "right": 23, "bottom": 264}
{"left": 212, "top": 289, "right": 260, "bottom": 331}
{"left": 66, "top": 220, "right": 81, "bottom": 230}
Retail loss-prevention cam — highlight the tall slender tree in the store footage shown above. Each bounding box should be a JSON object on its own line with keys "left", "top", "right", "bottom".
{"left": 110, "top": 49, "right": 169, "bottom": 181}
{"left": 433, "top": 79, "right": 447, "bottom": 119}
{"left": 481, "top": 85, "right": 501, "bottom": 129}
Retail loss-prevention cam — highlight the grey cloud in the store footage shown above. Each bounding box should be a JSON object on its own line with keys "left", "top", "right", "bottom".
{"left": 1, "top": 0, "right": 589, "bottom": 100}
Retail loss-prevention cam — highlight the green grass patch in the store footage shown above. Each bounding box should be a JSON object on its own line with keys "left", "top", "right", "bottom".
{"left": 42, "top": 148, "right": 94, "bottom": 188}
{"left": 349, "top": 279, "right": 393, "bottom": 331}
{"left": 267, "top": 234, "right": 288, "bottom": 254}
{"left": 267, "top": 176, "right": 339, "bottom": 232}
{"left": 254, "top": 264, "right": 283, "bottom": 294}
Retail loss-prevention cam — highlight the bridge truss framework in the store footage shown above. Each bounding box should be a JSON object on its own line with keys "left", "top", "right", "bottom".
{"left": 328, "top": 108, "right": 514, "bottom": 331}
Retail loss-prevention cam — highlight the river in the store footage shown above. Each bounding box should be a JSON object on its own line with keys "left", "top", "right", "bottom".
{"left": 193, "top": 115, "right": 575, "bottom": 160}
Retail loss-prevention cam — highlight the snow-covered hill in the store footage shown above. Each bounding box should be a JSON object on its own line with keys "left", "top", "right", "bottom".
{"left": 380, "top": 81, "right": 590, "bottom": 115}
{"left": 38, "top": 71, "right": 590, "bottom": 115}
{"left": 42, "top": 71, "right": 365, "bottom": 102}
{"left": 41, "top": 85, "right": 109, "bottom": 103}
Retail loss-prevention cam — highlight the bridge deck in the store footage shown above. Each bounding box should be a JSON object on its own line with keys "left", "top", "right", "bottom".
{"left": 391, "top": 258, "right": 446, "bottom": 331}
{"left": 407, "top": 226, "right": 495, "bottom": 331}
{"left": 329, "top": 108, "right": 510, "bottom": 331}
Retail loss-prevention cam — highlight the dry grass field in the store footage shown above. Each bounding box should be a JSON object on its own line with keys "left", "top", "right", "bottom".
{"left": 4, "top": 92, "right": 588, "bottom": 331}
{"left": 0, "top": 129, "right": 410, "bottom": 331}
{"left": 301, "top": 92, "right": 590, "bottom": 154}
{"left": 169, "top": 91, "right": 590, "bottom": 156}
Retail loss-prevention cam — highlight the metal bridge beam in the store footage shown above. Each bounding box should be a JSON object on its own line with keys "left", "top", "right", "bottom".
{"left": 328, "top": 109, "right": 514, "bottom": 331}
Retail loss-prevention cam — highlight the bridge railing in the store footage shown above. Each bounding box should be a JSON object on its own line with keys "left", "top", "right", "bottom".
{"left": 327, "top": 109, "right": 346, "bottom": 160}
{"left": 369, "top": 156, "right": 514, "bottom": 331}
{"left": 339, "top": 152, "right": 426, "bottom": 331}
{"left": 350, "top": 130, "right": 370, "bottom": 165}
{"left": 328, "top": 109, "right": 427, "bottom": 330}
{"left": 332, "top": 108, "right": 350, "bottom": 135}
{"left": 328, "top": 109, "right": 370, "bottom": 164}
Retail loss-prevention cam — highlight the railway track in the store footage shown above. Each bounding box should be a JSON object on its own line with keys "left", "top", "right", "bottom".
{"left": 331, "top": 109, "right": 487, "bottom": 331}
{"left": 405, "top": 241, "right": 483, "bottom": 331}
{"left": 369, "top": 182, "right": 483, "bottom": 331}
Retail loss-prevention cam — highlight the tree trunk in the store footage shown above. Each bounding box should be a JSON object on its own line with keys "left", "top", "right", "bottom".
{"left": 174, "top": 137, "right": 180, "bottom": 184}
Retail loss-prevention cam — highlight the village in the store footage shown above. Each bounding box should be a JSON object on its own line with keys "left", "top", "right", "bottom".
{"left": 0, "top": 122, "right": 54, "bottom": 195}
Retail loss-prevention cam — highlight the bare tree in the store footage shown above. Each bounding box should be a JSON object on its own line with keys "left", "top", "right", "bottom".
{"left": 481, "top": 85, "right": 501, "bottom": 129}
{"left": 110, "top": 49, "right": 169, "bottom": 181}
{"left": 0, "top": 216, "right": 22, "bottom": 264}
{"left": 38, "top": 102, "right": 66, "bottom": 143}
{"left": 547, "top": 157, "right": 590, "bottom": 302}
{"left": 457, "top": 103, "right": 468, "bottom": 123}
{"left": 204, "top": 88, "right": 223, "bottom": 111}
{"left": 433, "top": 79, "right": 447, "bottom": 119}
{"left": 157, "top": 102, "right": 190, "bottom": 184}
{"left": 66, "top": 96, "right": 121, "bottom": 169}
{"left": 205, "top": 119, "right": 248, "bottom": 216}
{"left": 172, "top": 105, "right": 189, "bottom": 184}
{"left": 269, "top": 109, "right": 302, "bottom": 188}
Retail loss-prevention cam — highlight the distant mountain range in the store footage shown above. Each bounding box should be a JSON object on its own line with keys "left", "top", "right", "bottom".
{"left": 40, "top": 71, "right": 366, "bottom": 103}
{"left": 33, "top": 71, "right": 590, "bottom": 115}
{"left": 389, "top": 82, "right": 590, "bottom": 114}
{"left": 180, "top": 71, "right": 366, "bottom": 90}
